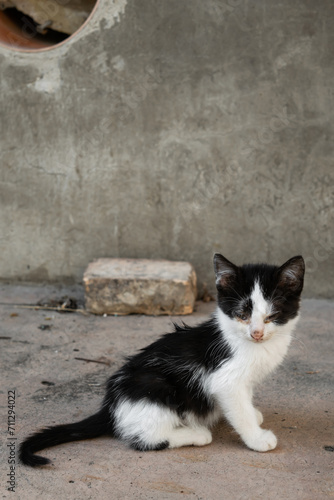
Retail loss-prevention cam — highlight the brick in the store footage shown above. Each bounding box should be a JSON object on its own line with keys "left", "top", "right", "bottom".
{"left": 83, "top": 258, "right": 197, "bottom": 315}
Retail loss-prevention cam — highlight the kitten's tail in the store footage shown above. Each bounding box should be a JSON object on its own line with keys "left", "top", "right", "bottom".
{"left": 19, "top": 406, "right": 112, "bottom": 467}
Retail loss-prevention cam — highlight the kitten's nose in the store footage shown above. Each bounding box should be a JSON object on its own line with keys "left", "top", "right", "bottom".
{"left": 251, "top": 330, "right": 264, "bottom": 341}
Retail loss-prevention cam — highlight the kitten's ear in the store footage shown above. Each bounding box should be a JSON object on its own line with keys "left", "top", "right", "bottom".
{"left": 213, "top": 253, "right": 238, "bottom": 288}
{"left": 277, "top": 255, "right": 305, "bottom": 293}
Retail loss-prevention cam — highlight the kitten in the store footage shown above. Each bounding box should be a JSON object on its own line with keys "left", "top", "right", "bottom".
{"left": 19, "top": 253, "right": 305, "bottom": 466}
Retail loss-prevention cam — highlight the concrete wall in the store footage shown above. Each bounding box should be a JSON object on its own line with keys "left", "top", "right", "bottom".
{"left": 1, "top": 0, "right": 333, "bottom": 297}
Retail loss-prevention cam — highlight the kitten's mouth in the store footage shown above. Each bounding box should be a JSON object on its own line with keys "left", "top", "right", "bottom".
{"left": 250, "top": 337, "right": 264, "bottom": 343}
{"left": 250, "top": 332, "right": 264, "bottom": 342}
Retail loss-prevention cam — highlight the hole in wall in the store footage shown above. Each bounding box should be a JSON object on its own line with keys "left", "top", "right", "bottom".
{"left": 0, "top": 0, "right": 98, "bottom": 51}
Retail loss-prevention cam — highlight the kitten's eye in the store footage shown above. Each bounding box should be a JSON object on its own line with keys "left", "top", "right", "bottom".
{"left": 264, "top": 313, "right": 279, "bottom": 324}
{"left": 236, "top": 312, "right": 249, "bottom": 322}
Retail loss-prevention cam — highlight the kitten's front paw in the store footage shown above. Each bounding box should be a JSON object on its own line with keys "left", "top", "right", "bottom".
{"left": 255, "top": 408, "right": 263, "bottom": 426}
{"left": 246, "top": 429, "right": 277, "bottom": 452}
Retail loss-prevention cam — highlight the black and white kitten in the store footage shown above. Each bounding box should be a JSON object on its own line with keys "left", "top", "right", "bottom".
{"left": 20, "top": 253, "right": 305, "bottom": 467}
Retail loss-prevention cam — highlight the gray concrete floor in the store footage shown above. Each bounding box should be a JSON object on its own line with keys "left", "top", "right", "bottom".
{"left": 0, "top": 284, "right": 333, "bottom": 500}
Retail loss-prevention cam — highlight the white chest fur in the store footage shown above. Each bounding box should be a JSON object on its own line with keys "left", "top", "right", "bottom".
{"left": 211, "top": 307, "right": 298, "bottom": 392}
{"left": 198, "top": 307, "right": 300, "bottom": 452}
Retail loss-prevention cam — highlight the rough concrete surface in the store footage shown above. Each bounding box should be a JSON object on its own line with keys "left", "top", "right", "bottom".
{"left": 83, "top": 258, "right": 197, "bottom": 315}
{"left": 0, "top": 284, "right": 333, "bottom": 500}
{"left": 0, "top": 0, "right": 334, "bottom": 298}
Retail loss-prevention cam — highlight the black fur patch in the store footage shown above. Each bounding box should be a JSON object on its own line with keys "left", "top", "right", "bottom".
{"left": 106, "top": 319, "right": 231, "bottom": 420}
{"left": 130, "top": 438, "right": 169, "bottom": 451}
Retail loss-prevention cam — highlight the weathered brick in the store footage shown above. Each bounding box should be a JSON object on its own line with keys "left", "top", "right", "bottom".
{"left": 83, "top": 258, "right": 197, "bottom": 315}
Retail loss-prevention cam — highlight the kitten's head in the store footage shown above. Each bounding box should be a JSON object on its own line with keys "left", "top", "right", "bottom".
{"left": 214, "top": 253, "right": 305, "bottom": 343}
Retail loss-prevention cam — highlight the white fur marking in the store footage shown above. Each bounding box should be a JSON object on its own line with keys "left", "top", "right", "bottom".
{"left": 212, "top": 297, "right": 300, "bottom": 452}
{"left": 114, "top": 399, "right": 214, "bottom": 449}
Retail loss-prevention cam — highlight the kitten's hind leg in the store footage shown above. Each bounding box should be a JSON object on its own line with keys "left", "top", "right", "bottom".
{"left": 129, "top": 426, "right": 212, "bottom": 451}
{"left": 167, "top": 426, "right": 212, "bottom": 449}
{"left": 114, "top": 399, "right": 212, "bottom": 451}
